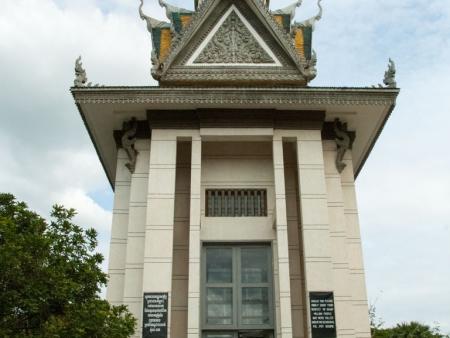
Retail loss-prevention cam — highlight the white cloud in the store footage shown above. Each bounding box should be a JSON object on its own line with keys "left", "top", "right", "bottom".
{"left": 1, "top": 0, "right": 449, "bottom": 333}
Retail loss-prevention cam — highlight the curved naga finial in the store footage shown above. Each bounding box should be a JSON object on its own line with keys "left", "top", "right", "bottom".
{"left": 139, "top": 0, "right": 167, "bottom": 32}
{"left": 73, "top": 56, "right": 102, "bottom": 87}
{"left": 293, "top": 0, "right": 323, "bottom": 30}
{"left": 139, "top": 0, "right": 170, "bottom": 68}
{"left": 334, "top": 118, "right": 351, "bottom": 174}
{"left": 158, "top": 0, "right": 192, "bottom": 20}
{"left": 272, "top": 0, "right": 303, "bottom": 18}
{"left": 383, "top": 58, "right": 397, "bottom": 88}
{"left": 121, "top": 118, "right": 139, "bottom": 173}
{"left": 74, "top": 56, "right": 88, "bottom": 87}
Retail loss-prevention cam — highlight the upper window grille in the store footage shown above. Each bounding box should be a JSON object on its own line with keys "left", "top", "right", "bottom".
{"left": 206, "top": 190, "right": 267, "bottom": 217}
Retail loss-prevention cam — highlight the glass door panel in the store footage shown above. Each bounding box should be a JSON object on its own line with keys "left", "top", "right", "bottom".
{"left": 241, "top": 288, "right": 270, "bottom": 325}
{"left": 207, "top": 247, "right": 233, "bottom": 283}
{"left": 241, "top": 247, "right": 269, "bottom": 283}
{"left": 206, "top": 288, "right": 233, "bottom": 325}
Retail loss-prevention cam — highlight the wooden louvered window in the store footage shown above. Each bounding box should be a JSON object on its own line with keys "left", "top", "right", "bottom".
{"left": 206, "top": 190, "right": 267, "bottom": 217}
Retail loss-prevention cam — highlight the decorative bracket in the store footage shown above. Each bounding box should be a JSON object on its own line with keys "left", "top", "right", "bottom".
{"left": 121, "top": 118, "right": 139, "bottom": 173}
{"left": 304, "top": 49, "right": 318, "bottom": 81}
{"left": 333, "top": 118, "right": 352, "bottom": 174}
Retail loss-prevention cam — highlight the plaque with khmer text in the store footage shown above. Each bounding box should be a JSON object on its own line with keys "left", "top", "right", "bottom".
{"left": 142, "top": 293, "right": 168, "bottom": 338}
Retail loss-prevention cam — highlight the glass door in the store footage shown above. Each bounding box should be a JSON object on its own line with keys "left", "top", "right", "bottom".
{"left": 202, "top": 245, "right": 274, "bottom": 338}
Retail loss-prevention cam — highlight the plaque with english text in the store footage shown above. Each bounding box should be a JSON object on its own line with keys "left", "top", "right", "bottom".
{"left": 309, "top": 292, "right": 337, "bottom": 338}
{"left": 142, "top": 293, "right": 168, "bottom": 338}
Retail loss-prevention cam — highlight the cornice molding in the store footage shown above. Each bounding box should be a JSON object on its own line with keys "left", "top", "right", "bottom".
{"left": 71, "top": 87, "right": 399, "bottom": 106}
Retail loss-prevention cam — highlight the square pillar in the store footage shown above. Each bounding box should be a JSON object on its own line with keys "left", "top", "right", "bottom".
{"left": 122, "top": 140, "right": 151, "bottom": 338}
{"left": 295, "top": 130, "right": 333, "bottom": 338}
{"left": 340, "top": 151, "right": 371, "bottom": 338}
{"left": 187, "top": 135, "right": 202, "bottom": 338}
{"left": 107, "top": 148, "right": 131, "bottom": 305}
{"left": 323, "top": 140, "right": 354, "bottom": 337}
{"left": 142, "top": 130, "right": 178, "bottom": 338}
{"left": 272, "top": 132, "right": 294, "bottom": 338}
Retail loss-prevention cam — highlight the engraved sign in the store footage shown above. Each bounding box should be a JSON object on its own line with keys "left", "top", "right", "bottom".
{"left": 309, "top": 292, "right": 337, "bottom": 338}
{"left": 142, "top": 293, "right": 168, "bottom": 338}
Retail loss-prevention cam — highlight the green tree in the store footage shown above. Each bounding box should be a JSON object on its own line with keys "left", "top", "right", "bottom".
{"left": 0, "top": 193, "right": 136, "bottom": 337}
{"left": 370, "top": 306, "right": 449, "bottom": 338}
{"left": 372, "top": 322, "right": 448, "bottom": 338}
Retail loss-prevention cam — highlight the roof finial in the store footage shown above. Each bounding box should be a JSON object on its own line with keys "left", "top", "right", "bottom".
{"left": 383, "top": 58, "right": 397, "bottom": 88}
{"left": 73, "top": 56, "right": 102, "bottom": 87}
{"left": 272, "top": 0, "right": 303, "bottom": 19}
{"left": 139, "top": 0, "right": 166, "bottom": 32}
{"left": 158, "top": 0, "right": 193, "bottom": 22}
{"left": 74, "top": 56, "right": 88, "bottom": 87}
{"left": 293, "top": 0, "right": 323, "bottom": 30}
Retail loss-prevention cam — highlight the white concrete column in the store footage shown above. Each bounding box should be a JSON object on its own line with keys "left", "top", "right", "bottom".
{"left": 323, "top": 140, "right": 354, "bottom": 338}
{"left": 272, "top": 133, "right": 294, "bottom": 338}
{"left": 295, "top": 130, "right": 333, "bottom": 338}
{"left": 187, "top": 134, "right": 202, "bottom": 338}
{"left": 122, "top": 140, "right": 151, "bottom": 338}
{"left": 142, "top": 130, "right": 178, "bottom": 338}
{"left": 340, "top": 151, "right": 371, "bottom": 338}
{"left": 107, "top": 148, "right": 131, "bottom": 305}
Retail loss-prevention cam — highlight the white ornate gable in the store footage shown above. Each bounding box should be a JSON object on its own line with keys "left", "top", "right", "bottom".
{"left": 156, "top": 0, "right": 316, "bottom": 86}
{"left": 186, "top": 5, "right": 281, "bottom": 67}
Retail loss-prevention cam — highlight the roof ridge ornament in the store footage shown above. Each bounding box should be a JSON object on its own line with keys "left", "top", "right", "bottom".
{"left": 272, "top": 0, "right": 303, "bottom": 20}
{"left": 293, "top": 0, "right": 322, "bottom": 30}
{"left": 74, "top": 56, "right": 102, "bottom": 87}
{"left": 383, "top": 58, "right": 397, "bottom": 88}
{"left": 74, "top": 56, "right": 88, "bottom": 87}
{"left": 158, "top": 0, "right": 194, "bottom": 23}
{"left": 139, "top": 0, "right": 169, "bottom": 31}
{"left": 373, "top": 58, "right": 397, "bottom": 88}
{"left": 139, "top": 0, "right": 171, "bottom": 75}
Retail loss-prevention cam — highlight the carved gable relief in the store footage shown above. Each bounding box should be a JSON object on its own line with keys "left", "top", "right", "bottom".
{"left": 186, "top": 5, "right": 281, "bottom": 66}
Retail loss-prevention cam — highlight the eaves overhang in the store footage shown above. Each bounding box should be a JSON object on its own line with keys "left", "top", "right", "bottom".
{"left": 71, "top": 86, "right": 399, "bottom": 190}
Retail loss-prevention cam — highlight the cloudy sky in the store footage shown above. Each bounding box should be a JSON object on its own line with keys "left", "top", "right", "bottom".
{"left": 1, "top": 0, "right": 449, "bottom": 333}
